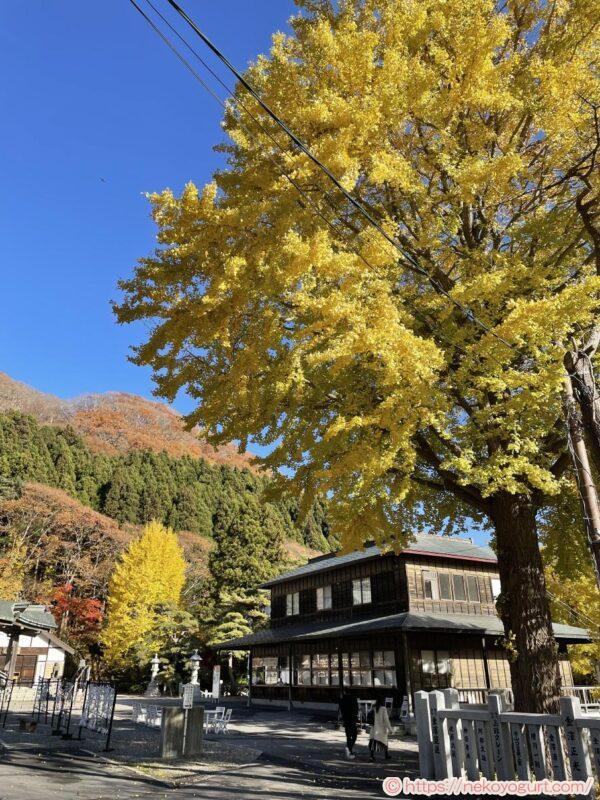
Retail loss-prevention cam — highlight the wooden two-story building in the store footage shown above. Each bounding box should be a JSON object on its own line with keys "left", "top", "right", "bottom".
{"left": 217, "top": 534, "right": 589, "bottom": 710}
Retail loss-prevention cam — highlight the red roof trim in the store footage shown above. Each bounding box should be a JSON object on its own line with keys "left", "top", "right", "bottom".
{"left": 402, "top": 548, "right": 497, "bottom": 564}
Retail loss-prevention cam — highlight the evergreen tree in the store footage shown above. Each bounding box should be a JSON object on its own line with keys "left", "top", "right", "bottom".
{"left": 0, "top": 411, "right": 334, "bottom": 550}
{"left": 51, "top": 437, "right": 77, "bottom": 495}
{"left": 101, "top": 465, "right": 141, "bottom": 523}
{"left": 102, "top": 520, "right": 187, "bottom": 668}
{"left": 169, "top": 485, "right": 212, "bottom": 535}
{"left": 208, "top": 494, "right": 286, "bottom": 644}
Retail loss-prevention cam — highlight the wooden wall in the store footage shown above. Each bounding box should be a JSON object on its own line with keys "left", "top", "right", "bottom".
{"left": 406, "top": 556, "right": 498, "bottom": 616}
{"left": 487, "top": 647, "right": 512, "bottom": 689}
{"left": 270, "top": 553, "right": 408, "bottom": 627}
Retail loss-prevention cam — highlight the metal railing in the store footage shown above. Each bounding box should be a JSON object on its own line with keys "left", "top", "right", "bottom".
{"left": 561, "top": 685, "right": 600, "bottom": 711}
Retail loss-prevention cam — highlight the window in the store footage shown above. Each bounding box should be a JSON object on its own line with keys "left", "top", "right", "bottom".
{"left": 297, "top": 654, "right": 311, "bottom": 685}
{"left": 316, "top": 585, "right": 332, "bottom": 610}
{"left": 423, "top": 570, "right": 439, "bottom": 599}
{"left": 350, "top": 651, "right": 372, "bottom": 685}
{"left": 373, "top": 650, "right": 396, "bottom": 687}
{"left": 466, "top": 575, "right": 480, "bottom": 602}
{"left": 286, "top": 592, "right": 299, "bottom": 616}
{"left": 313, "top": 653, "right": 330, "bottom": 685}
{"left": 352, "top": 577, "right": 372, "bottom": 605}
{"left": 439, "top": 573, "right": 452, "bottom": 600}
{"left": 420, "top": 649, "right": 452, "bottom": 689}
{"left": 491, "top": 578, "right": 501, "bottom": 600}
{"left": 252, "top": 656, "right": 290, "bottom": 685}
{"left": 452, "top": 574, "right": 467, "bottom": 601}
{"left": 432, "top": 572, "right": 480, "bottom": 602}
{"left": 295, "top": 653, "right": 336, "bottom": 685}
{"left": 339, "top": 650, "right": 396, "bottom": 688}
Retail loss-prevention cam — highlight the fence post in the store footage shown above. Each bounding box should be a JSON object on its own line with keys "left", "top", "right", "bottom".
{"left": 474, "top": 716, "right": 493, "bottom": 779}
{"left": 546, "top": 724, "right": 567, "bottom": 781}
{"left": 509, "top": 722, "right": 530, "bottom": 780}
{"left": 487, "top": 693, "right": 513, "bottom": 779}
{"left": 560, "top": 696, "right": 592, "bottom": 782}
{"left": 444, "top": 688, "right": 463, "bottom": 778}
{"left": 461, "top": 718, "right": 480, "bottom": 780}
{"left": 430, "top": 690, "right": 452, "bottom": 779}
{"left": 527, "top": 724, "right": 547, "bottom": 780}
{"left": 414, "top": 691, "right": 434, "bottom": 778}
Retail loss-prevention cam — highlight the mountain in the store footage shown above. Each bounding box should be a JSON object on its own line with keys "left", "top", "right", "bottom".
{"left": 0, "top": 482, "right": 318, "bottom": 596}
{"left": 0, "top": 372, "right": 256, "bottom": 469}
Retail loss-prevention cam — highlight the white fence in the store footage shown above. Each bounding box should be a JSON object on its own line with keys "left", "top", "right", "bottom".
{"left": 415, "top": 688, "right": 600, "bottom": 785}
{"left": 456, "top": 687, "right": 515, "bottom": 707}
{"left": 562, "top": 686, "right": 600, "bottom": 712}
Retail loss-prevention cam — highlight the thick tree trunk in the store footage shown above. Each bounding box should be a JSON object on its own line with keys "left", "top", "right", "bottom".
{"left": 491, "top": 492, "right": 561, "bottom": 713}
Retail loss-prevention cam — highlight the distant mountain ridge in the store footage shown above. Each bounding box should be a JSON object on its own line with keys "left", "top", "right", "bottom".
{"left": 0, "top": 372, "right": 256, "bottom": 470}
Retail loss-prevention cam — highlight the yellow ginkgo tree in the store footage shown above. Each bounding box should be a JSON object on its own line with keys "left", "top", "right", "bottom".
{"left": 102, "top": 520, "right": 186, "bottom": 670}
{"left": 116, "top": 0, "right": 600, "bottom": 710}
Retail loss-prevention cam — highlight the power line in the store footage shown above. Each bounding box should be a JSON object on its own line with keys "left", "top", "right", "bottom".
{"left": 128, "top": 2, "right": 595, "bottom": 381}
{"left": 546, "top": 588, "right": 600, "bottom": 637}
{"left": 130, "top": 0, "right": 592, "bottom": 406}
{"left": 127, "top": 0, "right": 478, "bottom": 362}
{"left": 162, "top": 0, "right": 517, "bottom": 352}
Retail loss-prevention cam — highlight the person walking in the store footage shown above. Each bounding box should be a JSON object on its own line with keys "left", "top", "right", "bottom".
{"left": 338, "top": 688, "right": 359, "bottom": 759}
{"left": 369, "top": 697, "right": 393, "bottom": 761}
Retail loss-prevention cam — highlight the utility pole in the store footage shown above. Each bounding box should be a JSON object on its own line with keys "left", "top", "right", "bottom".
{"left": 564, "top": 370, "right": 600, "bottom": 587}
{"left": 566, "top": 337, "right": 600, "bottom": 475}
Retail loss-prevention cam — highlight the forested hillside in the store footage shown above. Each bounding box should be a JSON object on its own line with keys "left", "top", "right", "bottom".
{"left": 0, "top": 371, "right": 258, "bottom": 468}
{"left": 0, "top": 410, "right": 332, "bottom": 680}
{"left": 0, "top": 411, "right": 333, "bottom": 551}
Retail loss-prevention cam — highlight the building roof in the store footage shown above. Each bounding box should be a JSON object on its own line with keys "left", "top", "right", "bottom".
{"left": 263, "top": 534, "right": 497, "bottom": 588}
{"left": 0, "top": 601, "right": 57, "bottom": 633}
{"left": 215, "top": 610, "right": 590, "bottom": 650}
{"left": 46, "top": 630, "right": 76, "bottom": 656}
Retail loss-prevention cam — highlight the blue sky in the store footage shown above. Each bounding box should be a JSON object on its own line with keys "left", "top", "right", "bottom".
{"left": 0, "top": 0, "right": 295, "bottom": 415}
{"left": 0, "top": 1, "right": 490, "bottom": 545}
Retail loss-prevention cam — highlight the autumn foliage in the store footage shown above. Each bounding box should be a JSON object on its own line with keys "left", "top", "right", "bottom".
{"left": 101, "top": 521, "right": 187, "bottom": 669}
{"left": 50, "top": 584, "right": 104, "bottom": 649}
{"left": 116, "top": 0, "right": 600, "bottom": 710}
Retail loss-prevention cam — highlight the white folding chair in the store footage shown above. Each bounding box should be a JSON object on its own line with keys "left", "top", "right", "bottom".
{"left": 215, "top": 708, "right": 232, "bottom": 734}
{"left": 147, "top": 705, "right": 162, "bottom": 728}
{"left": 206, "top": 706, "right": 225, "bottom": 734}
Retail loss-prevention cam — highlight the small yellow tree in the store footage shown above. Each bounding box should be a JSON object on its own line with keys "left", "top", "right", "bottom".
{"left": 102, "top": 521, "right": 186, "bottom": 669}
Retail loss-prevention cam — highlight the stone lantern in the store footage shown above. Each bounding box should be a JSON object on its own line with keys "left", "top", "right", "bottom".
{"left": 189, "top": 650, "right": 202, "bottom": 686}
{"left": 145, "top": 653, "right": 161, "bottom": 697}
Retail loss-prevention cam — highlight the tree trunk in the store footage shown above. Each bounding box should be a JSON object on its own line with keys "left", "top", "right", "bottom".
{"left": 564, "top": 370, "right": 600, "bottom": 585}
{"left": 566, "top": 345, "right": 600, "bottom": 477}
{"left": 491, "top": 492, "right": 561, "bottom": 713}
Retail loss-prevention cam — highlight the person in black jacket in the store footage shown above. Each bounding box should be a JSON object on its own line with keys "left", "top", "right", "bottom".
{"left": 339, "top": 689, "right": 359, "bottom": 759}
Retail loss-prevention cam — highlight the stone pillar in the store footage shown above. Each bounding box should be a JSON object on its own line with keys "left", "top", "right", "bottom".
{"left": 160, "top": 706, "right": 204, "bottom": 759}
{"left": 183, "top": 707, "right": 204, "bottom": 758}
{"left": 160, "top": 707, "right": 185, "bottom": 759}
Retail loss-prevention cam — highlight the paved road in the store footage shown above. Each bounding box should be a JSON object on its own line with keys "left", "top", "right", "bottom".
{"left": 0, "top": 703, "right": 415, "bottom": 798}
{"left": 0, "top": 743, "right": 387, "bottom": 799}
